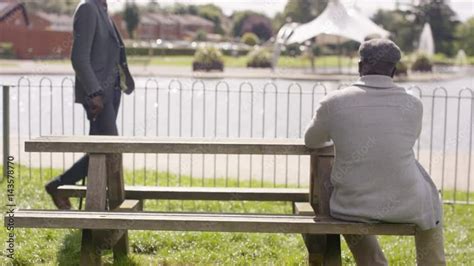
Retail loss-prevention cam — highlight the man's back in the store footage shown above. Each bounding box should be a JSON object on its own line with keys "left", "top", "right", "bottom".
{"left": 305, "top": 75, "right": 441, "bottom": 230}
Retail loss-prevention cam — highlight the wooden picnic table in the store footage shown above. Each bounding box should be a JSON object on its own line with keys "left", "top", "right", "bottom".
{"left": 8, "top": 136, "right": 416, "bottom": 266}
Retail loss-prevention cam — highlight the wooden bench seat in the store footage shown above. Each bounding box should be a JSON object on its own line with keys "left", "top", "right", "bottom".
{"left": 9, "top": 210, "right": 416, "bottom": 236}
{"left": 58, "top": 185, "right": 309, "bottom": 202}
{"left": 18, "top": 136, "right": 417, "bottom": 265}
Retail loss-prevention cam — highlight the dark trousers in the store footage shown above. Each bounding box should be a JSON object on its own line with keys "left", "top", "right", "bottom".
{"left": 49, "top": 89, "right": 121, "bottom": 187}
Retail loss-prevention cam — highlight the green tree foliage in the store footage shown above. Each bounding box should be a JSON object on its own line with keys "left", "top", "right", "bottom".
{"left": 25, "top": 0, "right": 77, "bottom": 14}
{"left": 283, "top": 0, "right": 328, "bottom": 23}
{"left": 197, "top": 4, "right": 225, "bottom": 34}
{"left": 168, "top": 3, "right": 198, "bottom": 15}
{"left": 167, "top": 3, "right": 225, "bottom": 35}
{"left": 195, "top": 30, "right": 208, "bottom": 42}
{"left": 456, "top": 17, "right": 474, "bottom": 56}
{"left": 123, "top": 2, "right": 140, "bottom": 39}
{"left": 272, "top": 12, "right": 287, "bottom": 33}
{"left": 144, "top": 0, "right": 160, "bottom": 12}
{"left": 414, "top": 0, "right": 459, "bottom": 56}
{"left": 372, "top": 9, "right": 421, "bottom": 53}
{"left": 232, "top": 11, "right": 273, "bottom": 41}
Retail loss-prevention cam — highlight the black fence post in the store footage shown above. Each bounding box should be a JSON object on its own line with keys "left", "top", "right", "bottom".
{"left": 2, "top": 85, "right": 10, "bottom": 181}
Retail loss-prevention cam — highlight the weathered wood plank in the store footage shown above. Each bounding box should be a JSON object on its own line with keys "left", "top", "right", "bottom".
{"left": 106, "top": 154, "right": 125, "bottom": 210}
{"left": 88, "top": 200, "right": 141, "bottom": 257}
{"left": 25, "top": 136, "right": 334, "bottom": 155}
{"left": 294, "top": 202, "right": 315, "bottom": 216}
{"left": 57, "top": 185, "right": 309, "bottom": 202}
{"left": 10, "top": 210, "right": 416, "bottom": 235}
{"left": 80, "top": 229, "right": 101, "bottom": 266}
{"left": 113, "top": 199, "right": 140, "bottom": 261}
{"left": 81, "top": 154, "right": 108, "bottom": 266}
{"left": 85, "top": 154, "right": 108, "bottom": 211}
{"left": 308, "top": 154, "right": 341, "bottom": 266}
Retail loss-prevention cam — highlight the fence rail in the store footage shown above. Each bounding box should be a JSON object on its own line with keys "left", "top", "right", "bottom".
{"left": 1, "top": 77, "right": 473, "bottom": 204}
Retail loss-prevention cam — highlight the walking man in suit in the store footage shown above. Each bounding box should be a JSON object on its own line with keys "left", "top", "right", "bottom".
{"left": 45, "top": 0, "right": 135, "bottom": 209}
{"left": 305, "top": 39, "right": 445, "bottom": 265}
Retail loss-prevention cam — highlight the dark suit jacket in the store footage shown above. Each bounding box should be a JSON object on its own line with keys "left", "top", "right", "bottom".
{"left": 71, "top": 0, "right": 134, "bottom": 104}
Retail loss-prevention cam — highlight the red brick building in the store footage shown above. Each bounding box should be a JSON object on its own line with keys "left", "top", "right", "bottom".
{"left": 0, "top": 0, "right": 72, "bottom": 59}
{"left": 113, "top": 13, "right": 215, "bottom": 41}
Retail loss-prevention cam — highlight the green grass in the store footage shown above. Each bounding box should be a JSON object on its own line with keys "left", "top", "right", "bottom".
{"left": 1, "top": 165, "right": 473, "bottom": 265}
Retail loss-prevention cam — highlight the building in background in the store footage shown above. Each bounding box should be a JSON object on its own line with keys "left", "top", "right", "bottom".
{"left": 0, "top": 0, "right": 72, "bottom": 59}
{"left": 1, "top": 0, "right": 216, "bottom": 59}
{"left": 113, "top": 13, "right": 215, "bottom": 41}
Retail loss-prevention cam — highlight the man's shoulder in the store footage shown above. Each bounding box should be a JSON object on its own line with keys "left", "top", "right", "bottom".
{"left": 320, "top": 86, "right": 363, "bottom": 103}
{"left": 74, "top": 0, "right": 98, "bottom": 15}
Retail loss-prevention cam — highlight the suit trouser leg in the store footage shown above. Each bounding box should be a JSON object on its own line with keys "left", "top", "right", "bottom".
{"left": 343, "top": 234, "right": 388, "bottom": 266}
{"left": 344, "top": 225, "right": 446, "bottom": 266}
{"left": 50, "top": 89, "right": 121, "bottom": 186}
{"left": 415, "top": 225, "right": 446, "bottom": 266}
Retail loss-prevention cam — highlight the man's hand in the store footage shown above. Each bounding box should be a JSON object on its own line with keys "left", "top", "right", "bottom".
{"left": 89, "top": 95, "right": 104, "bottom": 121}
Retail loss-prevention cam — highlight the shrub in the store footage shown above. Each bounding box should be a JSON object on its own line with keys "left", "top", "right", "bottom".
{"left": 241, "top": 32, "right": 260, "bottom": 46}
{"left": 283, "top": 43, "right": 302, "bottom": 57}
{"left": 395, "top": 61, "right": 409, "bottom": 76}
{"left": 247, "top": 48, "right": 273, "bottom": 68}
{"left": 192, "top": 46, "right": 224, "bottom": 72}
{"left": 194, "top": 30, "right": 208, "bottom": 42}
{"left": 411, "top": 54, "right": 433, "bottom": 72}
{"left": 0, "top": 42, "right": 15, "bottom": 59}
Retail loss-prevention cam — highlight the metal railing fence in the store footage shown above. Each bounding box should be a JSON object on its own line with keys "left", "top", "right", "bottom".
{"left": 1, "top": 77, "right": 473, "bottom": 204}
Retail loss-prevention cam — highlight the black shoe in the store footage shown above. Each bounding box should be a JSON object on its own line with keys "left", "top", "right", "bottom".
{"left": 45, "top": 181, "right": 72, "bottom": 210}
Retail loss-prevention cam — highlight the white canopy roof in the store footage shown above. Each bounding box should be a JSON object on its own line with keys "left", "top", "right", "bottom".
{"left": 287, "top": 0, "right": 390, "bottom": 44}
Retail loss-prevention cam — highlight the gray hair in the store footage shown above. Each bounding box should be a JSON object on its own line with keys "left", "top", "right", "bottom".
{"left": 359, "top": 38, "right": 401, "bottom": 65}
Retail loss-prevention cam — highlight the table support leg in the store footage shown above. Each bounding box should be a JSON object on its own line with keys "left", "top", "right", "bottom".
{"left": 80, "top": 154, "right": 108, "bottom": 266}
{"left": 106, "top": 154, "right": 129, "bottom": 261}
{"left": 307, "top": 152, "right": 341, "bottom": 266}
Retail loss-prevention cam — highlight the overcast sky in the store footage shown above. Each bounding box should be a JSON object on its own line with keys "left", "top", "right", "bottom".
{"left": 108, "top": 0, "right": 473, "bottom": 21}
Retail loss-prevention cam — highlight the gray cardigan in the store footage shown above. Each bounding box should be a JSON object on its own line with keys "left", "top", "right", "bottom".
{"left": 305, "top": 75, "right": 442, "bottom": 230}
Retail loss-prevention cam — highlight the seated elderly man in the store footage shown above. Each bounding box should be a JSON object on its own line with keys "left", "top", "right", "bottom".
{"left": 304, "top": 39, "right": 445, "bottom": 265}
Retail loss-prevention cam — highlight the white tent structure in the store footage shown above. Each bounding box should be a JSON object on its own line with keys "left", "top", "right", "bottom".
{"left": 418, "top": 23, "right": 435, "bottom": 57}
{"left": 286, "top": 0, "right": 390, "bottom": 44}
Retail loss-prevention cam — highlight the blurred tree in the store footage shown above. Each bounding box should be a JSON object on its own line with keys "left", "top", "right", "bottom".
{"left": 144, "top": 0, "right": 160, "bottom": 12}
{"left": 372, "top": 9, "right": 421, "bottom": 53}
{"left": 232, "top": 11, "right": 273, "bottom": 41}
{"left": 171, "top": 3, "right": 189, "bottom": 15}
{"left": 241, "top": 15, "right": 273, "bottom": 41}
{"left": 169, "top": 3, "right": 198, "bottom": 15}
{"left": 272, "top": 12, "right": 286, "bottom": 33}
{"left": 123, "top": 2, "right": 140, "bottom": 39}
{"left": 283, "top": 0, "right": 328, "bottom": 23}
{"left": 167, "top": 3, "right": 225, "bottom": 35}
{"left": 455, "top": 17, "right": 474, "bottom": 56}
{"left": 414, "top": 0, "right": 459, "bottom": 56}
{"left": 197, "top": 4, "right": 225, "bottom": 34}
{"left": 195, "top": 30, "right": 208, "bottom": 42}
{"left": 25, "top": 0, "right": 77, "bottom": 14}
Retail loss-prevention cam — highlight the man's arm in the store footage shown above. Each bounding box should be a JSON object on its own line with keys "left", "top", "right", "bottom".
{"left": 71, "top": 3, "right": 102, "bottom": 96}
{"left": 304, "top": 100, "right": 331, "bottom": 148}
